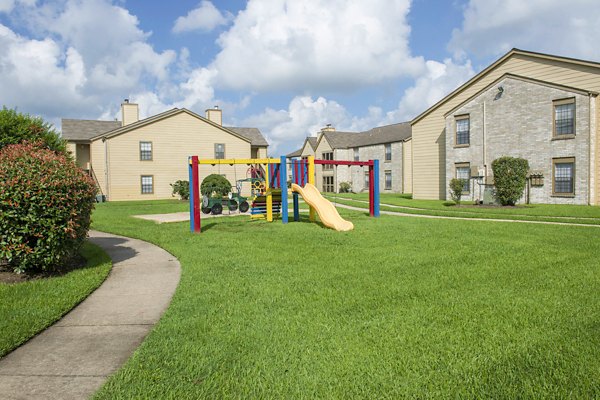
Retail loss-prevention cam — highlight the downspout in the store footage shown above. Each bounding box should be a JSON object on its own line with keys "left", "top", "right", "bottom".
{"left": 401, "top": 141, "right": 405, "bottom": 193}
{"left": 103, "top": 137, "right": 109, "bottom": 200}
{"left": 589, "top": 94, "right": 594, "bottom": 205}
{"left": 482, "top": 101, "right": 487, "bottom": 203}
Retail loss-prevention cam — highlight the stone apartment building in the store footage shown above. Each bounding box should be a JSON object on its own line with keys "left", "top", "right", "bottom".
{"left": 446, "top": 74, "right": 596, "bottom": 205}
{"left": 289, "top": 123, "right": 412, "bottom": 194}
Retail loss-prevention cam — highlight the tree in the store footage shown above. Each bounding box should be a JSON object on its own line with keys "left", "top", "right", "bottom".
{"left": 200, "top": 174, "right": 232, "bottom": 197}
{"left": 0, "top": 107, "right": 66, "bottom": 154}
{"left": 492, "top": 156, "right": 529, "bottom": 206}
{"left": 449, "top": 178, "right": 466, "bottom": 206}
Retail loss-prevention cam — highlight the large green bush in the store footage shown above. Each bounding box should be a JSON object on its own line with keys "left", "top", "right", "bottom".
{"left": 200, "top": 174, "right": 232, "bottom": 197}
{"left": 491, "top": 156, "right": 529, "bottom": 206}
{"left": 0, "top": 107, "right": 66, "bottom": 153}
{"left": 0, "top": 142, "right": 97, "bottom": 273}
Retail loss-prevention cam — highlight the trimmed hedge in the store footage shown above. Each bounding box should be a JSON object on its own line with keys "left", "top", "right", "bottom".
{"left": 0, "top": 142, "right": 97, "bottom": 273}
{"left": 492, "top": 156, "right": 529, "bottom": 206}
{"left": 200, "top": 174, "right": 232, "bottom": 197}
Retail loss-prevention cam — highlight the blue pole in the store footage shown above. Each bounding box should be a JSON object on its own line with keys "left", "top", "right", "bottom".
{"left": 280, "top": 156, "right": 288, "bottom": 223}
{"left": 188, "top": 156, "right": 195, "bottom": 232}
{"left": 373, "top": 159, "right": 380, "bottom": 217}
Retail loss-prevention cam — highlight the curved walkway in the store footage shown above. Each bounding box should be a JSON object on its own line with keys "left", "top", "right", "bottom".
{"left": 0, "top": 231, "right": 181, "bottom": 400}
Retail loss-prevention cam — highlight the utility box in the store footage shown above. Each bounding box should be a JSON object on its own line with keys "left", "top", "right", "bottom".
{"left": 482, "top": 185, "right": 497, "bottom": 205}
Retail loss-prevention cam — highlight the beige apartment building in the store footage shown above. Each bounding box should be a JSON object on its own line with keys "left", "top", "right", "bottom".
{"left": 412, "top": 48, "right": 600, "bottom": 205}
{"left": 289, "top": 123, "right": 412, "bottom": 194}
{"left": 62, "top": 102, "right": 268, "bottom": 201}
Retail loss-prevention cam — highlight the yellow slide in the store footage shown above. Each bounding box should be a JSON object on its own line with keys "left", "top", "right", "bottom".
{"left": 291, "top": 183, "right": 354, "bottom": 232}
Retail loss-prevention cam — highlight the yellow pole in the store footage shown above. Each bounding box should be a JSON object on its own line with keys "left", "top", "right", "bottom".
{"left": 308, "top": 155, "right": 315, "bottom": 221}
{"left": 265, "top": 162, "right": 273, "bottom": 222}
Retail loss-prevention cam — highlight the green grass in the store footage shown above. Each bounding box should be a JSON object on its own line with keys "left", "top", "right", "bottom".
{"left": 0, "top": 242, "right": 112, "bottom": 357}
{"left": 325, "top": 193, "right": 600, "bottom": 225}
{"left": 91, "top": 201, "right": 600, "bottom": 398}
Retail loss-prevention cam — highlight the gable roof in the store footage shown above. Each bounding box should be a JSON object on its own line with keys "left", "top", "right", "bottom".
{"left": 61, "top": 119, "right": 121, "bottom": 141}
{"left": 412, "top": 48, "right": 600, "bottom": 125}
{"left": 62, "top": 108, "right": 268, "bottom": 147}
{"left": 286, "top": 148, "right": 303, "bottom": 158}
{"left": 317, "top": 122, "right": 411, "bottom": 150}
{"left": 227, "top": 127, "right": 269, "bottom": 147}
{"left": 444, "top": 73, "right": 599, "bottom": 117}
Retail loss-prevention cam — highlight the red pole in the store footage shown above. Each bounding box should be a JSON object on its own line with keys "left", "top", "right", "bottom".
{"left": 192, "top": 156, "right": 201, "bottom": 232}
{"left": 301, "top": 160, "right": 305, "bottom": 186}
{"left": 369, "top": 162, "right": 374, "bottom": 216}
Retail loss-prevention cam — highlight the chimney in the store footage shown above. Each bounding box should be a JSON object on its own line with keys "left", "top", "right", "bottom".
{"left": 321, "top": 124, "right": 335, "bottom": 133}
{"left": 121, "top": 99, "right": 139, "bottom": 126}
{"left": 205, "top": 105, "right": 222, "bottom": 126}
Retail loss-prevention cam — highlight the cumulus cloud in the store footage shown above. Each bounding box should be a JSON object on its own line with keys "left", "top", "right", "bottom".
{"left": 173, "top": 1, "right": 232, "bottom": 34}
{"left": 449, "top": 0, "right": 600, "bottom": 60}
{"left": 211, "top": 0, "right": 423, "bottom": 92}
{"left": 0, "top": 0, "right": 177, "bottom": 119}
{"left": 388, "top": 59, "right": 475, "bottom": 122}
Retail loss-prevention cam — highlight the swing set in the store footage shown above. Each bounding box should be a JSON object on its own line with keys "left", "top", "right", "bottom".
{"left": 188, "top": 155, "right": 379, "bottom": 233}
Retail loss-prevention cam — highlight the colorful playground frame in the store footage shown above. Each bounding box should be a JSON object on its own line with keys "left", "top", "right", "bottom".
{"left": 188, "top": 155, "right": 379, "bottom": 233}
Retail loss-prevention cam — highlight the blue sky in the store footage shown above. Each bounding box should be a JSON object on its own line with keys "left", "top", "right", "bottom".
{"left": 1, "top": 0, "right": 599, "bottom": 155}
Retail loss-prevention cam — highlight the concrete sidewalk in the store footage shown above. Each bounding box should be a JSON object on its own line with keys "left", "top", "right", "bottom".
{"left": 0, "top": 231, "right": 181, "bottom": 400}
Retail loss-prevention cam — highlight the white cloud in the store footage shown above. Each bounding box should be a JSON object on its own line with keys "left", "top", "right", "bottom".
{"left": 449, "top": 0, "right": 600, "bottom": 60}
{"left": 173, "top": 1, "right": 232, "bottom": 34}
{"left": 211, "top": 0, "right": 424, "bottom": 92}
{"left": 0, "top": 0, "right": 35, "bottom": 14}
{"left": 388, "top": 59, "right": 475, "bottom": 122}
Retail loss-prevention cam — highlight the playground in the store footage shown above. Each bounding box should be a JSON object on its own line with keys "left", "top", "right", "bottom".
{"left": 188, "top": 155, "right": 380, "bottom": 233}
{"left": 86, "top": 200, "right": 600, "bottom": 398}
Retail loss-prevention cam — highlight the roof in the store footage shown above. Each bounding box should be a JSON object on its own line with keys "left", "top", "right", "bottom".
{"left": 62, "top": 108, "right": 268, "bottom": 147}
{"left": 286, "top": 148, "right": 303, "bottom": 158}
{"left": 444, "top": 73, "right": 599, "bottom": 118}
{"left": 61, "top": 119, "right": 121, "bottom": 141}
{"left": 306, "top": 137, "right": 318, "bottom": 150}
{"left": 412, "top": 48, "right": 600, "bottom": 125}
{"left": 227, "top": 127, "right": 269, "bottom": 147}
{"left": 318, "top": 122, "right": 412, "bottom": 150}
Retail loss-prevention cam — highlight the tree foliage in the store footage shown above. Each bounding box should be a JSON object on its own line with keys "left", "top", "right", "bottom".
{"left": 0, "top": 107, "right": 66, "bottom": 154}
{"left": 200, "top": 174, "right": 232, "bottom": 197}
{"left": 170, "top": 180, "right": 190, "bottom": 200}
{"left": 449, "top": 178, "right": 466, "bottom": 205}
{"left": 0, "top": 142, "right": 97, "bottom": 273}
{"left": 492, "top": 156, "right": 529, "bottom": 206}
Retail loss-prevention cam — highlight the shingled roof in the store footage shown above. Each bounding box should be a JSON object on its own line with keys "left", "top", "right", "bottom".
{"left": 319, "top": 122, "right": 411, "bottom": 149}
{"left": 227, "top": 127, "right": 269, "bottom": 147}
{"left": 61, "top": 119, "right": 121, "bottom": 141}
{"left": 61, "top": 109, "right": 268, "bottom": 147}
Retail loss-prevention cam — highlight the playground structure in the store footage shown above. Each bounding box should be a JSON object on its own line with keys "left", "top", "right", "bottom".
{"left": 188, "top": 155, "right": 380, "bottom": 233}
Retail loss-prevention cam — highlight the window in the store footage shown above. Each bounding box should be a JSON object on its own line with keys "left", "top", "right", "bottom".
{"left": 322, "top": 151, "right": 333, "bottom": 170}
{"left": 323, "top": 176, "right": 334, "bottom": 192}
{"left": 140, "top": 141, "right": 152, "bottom": 161}
{"left": 455, "top": 115, "right": 470, "bottom": 146}
{"left": 455, "top": 163, "right": 470, "bottom": 193}
{"left": 552, "top": 157, "right": 575, "bottom": 196}
{"left": 553, "top": 98, "right": 575, "bottom": 137}
{"left": 385, "top": 171, "right": 392, "bottom": 190}
{"left": 385, "top": 143, "right": 392, "bottom": 161}
{"left": 215, "top": 143, "right": 225, "bottom": 159}
{"left": 141, "top": 175, "right": 153, "bottom": 194}
{"left": 354, "top": 147, "right": 359, "bottom": 161}
{"left": 364, "top": 171, "right": 369, "bottom": 189}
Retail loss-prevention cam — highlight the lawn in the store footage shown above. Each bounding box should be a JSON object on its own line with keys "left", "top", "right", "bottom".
{"left": 0, "top": 242, "right": 112, "bottom": 357}
{"left": 325, "top": 193, "right": 600, "bottom": 225}
{"left": 91, "top": 200, "right": 600, "bottom": 398}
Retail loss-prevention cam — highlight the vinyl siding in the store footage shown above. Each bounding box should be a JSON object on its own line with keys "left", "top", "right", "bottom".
{"left": 90, "top": 140, "right": 107, "bottom": 196}
{"left": 403, "top": 139, "right": 412, "bottom": 193}
{"left": 412, "top": 53, "right": 600, "bottom": 200}
{"left": 596, "top": 96, "right": 600, "bottom": 204}
{"left": 94, "top": 112, "right": 252, "bottom": 201}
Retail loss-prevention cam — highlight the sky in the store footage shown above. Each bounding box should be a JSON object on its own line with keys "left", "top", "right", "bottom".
{"left": 1, "top": 0, "right": 600, "bottom": 155}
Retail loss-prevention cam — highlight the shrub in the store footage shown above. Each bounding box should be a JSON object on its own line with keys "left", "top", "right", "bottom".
{"left": 449, "top": 178, "right": 466, "bottom": 205}
{"left": 200, "top": 174, "right": 232, "bottom": 197}
{"left": 170, "top": 180, "right": 189, "bottom": 200}
{"left": 339, "top": 182, "right": 352, "bottom": 193}
{"left": 0, "top": 142, "right": 97, "bottom": 273}
{"left": 0, "top": 107, "right": 66, "bottom": 154}
{"left": 492, "top": 156, "right": 529, "bottom": 206}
